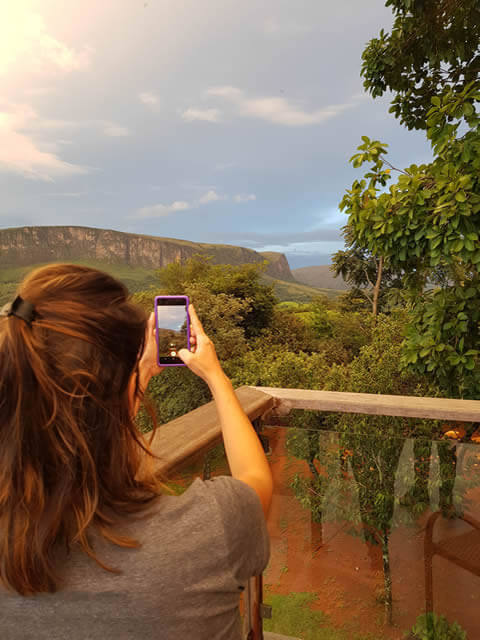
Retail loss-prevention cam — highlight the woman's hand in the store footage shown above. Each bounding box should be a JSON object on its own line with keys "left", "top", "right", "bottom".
{"left": 130, "top": 311, "right": 167, "bottom": 417}
{"left": 178, "top": 304, "right": 224, "bottom": 386}
{"left": 137, "top": 311, "right": 164, "bottom": 389}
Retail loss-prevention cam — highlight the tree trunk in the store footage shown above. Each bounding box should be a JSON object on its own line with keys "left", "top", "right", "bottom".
{"left": 308, "top": 434, "right": 323, "bottom": 550}
{"left": 372, "top": 256, "right": 384, "bottom": 317}
{"left": 381, "top": 530, "right": 393, "bottom": 625}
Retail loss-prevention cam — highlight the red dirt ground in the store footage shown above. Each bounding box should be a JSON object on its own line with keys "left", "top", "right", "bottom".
{"left": 169, "top": 426, "right": 480, "bottom": 639}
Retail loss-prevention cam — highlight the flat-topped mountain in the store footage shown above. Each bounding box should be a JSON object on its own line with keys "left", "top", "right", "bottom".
{"left": 0, "top": 226, "right": 295, "bottom": 281}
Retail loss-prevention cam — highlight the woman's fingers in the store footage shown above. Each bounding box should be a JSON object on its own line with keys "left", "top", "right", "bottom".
{"left": 148, "top": 311, "right": 155, "bottom": 332}
{"left": 188, "top": 304, "right": 205, "bottom": 337}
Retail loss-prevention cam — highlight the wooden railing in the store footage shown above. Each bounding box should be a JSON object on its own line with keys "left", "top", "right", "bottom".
{"left": 140, "top": 386, "right": 480, "bottom": 640}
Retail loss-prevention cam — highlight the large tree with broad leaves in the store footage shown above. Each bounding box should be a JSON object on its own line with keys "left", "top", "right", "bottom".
{"left": 361, "top": 0, "right": 480, "bottom": 131}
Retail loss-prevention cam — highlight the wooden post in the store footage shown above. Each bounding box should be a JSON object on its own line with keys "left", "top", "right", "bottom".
{"left": 252, "top": 574, "right": 264, "bottom": 640}
{"left": 243, "top": 577, "right": 253, "bottom": 639}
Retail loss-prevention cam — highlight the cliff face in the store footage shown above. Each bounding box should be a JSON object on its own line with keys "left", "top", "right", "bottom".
{"left": 259, "top": 251, "right": 295, "bottom": 282}
{"left": 0, "top": 226, "right": 294, "bottom": 281}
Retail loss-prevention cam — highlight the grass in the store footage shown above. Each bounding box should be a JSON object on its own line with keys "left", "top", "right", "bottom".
{"left": 261, "top": 589, "right": 379, "bottom": 640}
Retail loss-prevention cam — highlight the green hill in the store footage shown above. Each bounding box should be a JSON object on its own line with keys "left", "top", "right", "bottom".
{"left": 261, "top": 274, "right": 342, "bottom": 303}
{"left": 292, "top": 265, "right": 349, "bottom": 291}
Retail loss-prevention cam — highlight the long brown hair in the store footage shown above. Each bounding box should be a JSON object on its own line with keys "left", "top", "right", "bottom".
{"left": 0, "top": 263, "right": 174, "bottom": 596}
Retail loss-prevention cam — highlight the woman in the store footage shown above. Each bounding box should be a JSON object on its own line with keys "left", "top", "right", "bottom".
{"left": 0, "top": 263, "right": 272, "bottom": 640}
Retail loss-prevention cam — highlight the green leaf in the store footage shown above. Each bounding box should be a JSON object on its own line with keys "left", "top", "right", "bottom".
{"left": 455, "top": 191, "right": 467, "bottom": 203}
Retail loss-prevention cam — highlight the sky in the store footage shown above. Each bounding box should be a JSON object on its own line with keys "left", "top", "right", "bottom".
{"left": 0, "top": 0, "right": 435, "bottom": 269}
{"left": 156, "top": 304, "right": 187, "bottom": 332}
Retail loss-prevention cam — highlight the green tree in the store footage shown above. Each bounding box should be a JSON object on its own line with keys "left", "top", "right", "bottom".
{"left": 361, "top": 0, "right": 480, "bottom": 130}
{"left": 340, "top": 79, "right": 480, "bottom": 397}
{"left": 156, "top": 254, "right": 277, "bottom": 339}
{"left": 286, "top": 314, "right": 461, "bottom": 626}
{"left": 251, "top": 306, "right": 320, "bottom": 354}
{"left": 331, "top": 224, "right": 403, "bottom": 317}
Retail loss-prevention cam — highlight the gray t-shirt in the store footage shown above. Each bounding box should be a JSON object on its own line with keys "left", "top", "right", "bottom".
{"left": 0, "top": 475, "right": 270, "bottom": 640}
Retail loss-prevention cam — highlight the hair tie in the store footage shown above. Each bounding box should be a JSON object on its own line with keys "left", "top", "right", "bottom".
{"left": 0, "top": 296, "right": 37, "bottom": 327}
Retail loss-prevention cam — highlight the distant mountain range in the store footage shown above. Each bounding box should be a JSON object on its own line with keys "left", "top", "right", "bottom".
{"left": 0, "top": 226, "right": 346, "bottom": 304}
{"left": 0, "top": 225, "right": 294, "bottom": 280}
{"left": 292, "top": 265, "right": 349, "bottom": 291}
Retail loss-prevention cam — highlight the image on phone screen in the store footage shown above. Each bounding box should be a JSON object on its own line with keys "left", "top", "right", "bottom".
{"left": 155, "top": 297, "right": 189, "bottom": 365}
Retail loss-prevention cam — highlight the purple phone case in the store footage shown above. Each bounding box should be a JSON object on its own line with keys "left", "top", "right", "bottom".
{"left": 154, "top": 295, "right": 190, "bottom": 367}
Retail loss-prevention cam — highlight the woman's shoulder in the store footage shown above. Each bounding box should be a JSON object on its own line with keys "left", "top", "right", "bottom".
{"left": 186, "top": 474, "right": 261, "bottom": 505}
{"left": 171, "top": 474, "right": 264, "bottom": 527}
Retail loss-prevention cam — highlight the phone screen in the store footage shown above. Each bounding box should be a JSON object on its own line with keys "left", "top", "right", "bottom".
{"left": 155, "top": 297, "right": 189, "bottom": 366}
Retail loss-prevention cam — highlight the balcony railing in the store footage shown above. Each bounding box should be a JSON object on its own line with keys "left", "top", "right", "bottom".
{"left": 138, "top": 387, "right": 480, "bottom": 640}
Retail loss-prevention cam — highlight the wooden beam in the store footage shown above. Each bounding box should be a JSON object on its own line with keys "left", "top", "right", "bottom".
{"left": 137, "top": 385, "right": 480, "bottom": 483}
{"left": 140, "top": 386, "right": 274, "bottom": 479}
{"left": 250, "top": 387, "right": 480, "bottom": 423}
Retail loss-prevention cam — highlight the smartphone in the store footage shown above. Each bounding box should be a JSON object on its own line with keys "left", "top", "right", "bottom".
{"left": 154, "top": 295, "right": 190, "bottom": 366}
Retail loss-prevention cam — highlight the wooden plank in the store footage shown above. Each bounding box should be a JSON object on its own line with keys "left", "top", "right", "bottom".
{"left": 263, "top": 634, "right": 303, "bottom": 640}
{"left": 251, "top": 387, "right": 480, "bottom": 423}
{"left": 141, "top": 386, "right": 274, "bottom": 478}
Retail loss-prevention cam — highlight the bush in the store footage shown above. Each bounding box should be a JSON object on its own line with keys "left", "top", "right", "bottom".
{"left": 406, "top": 613, "right": 467, "bottom": 640}
{"left": 230, "top": 349, "right": 330, "bottom": 389}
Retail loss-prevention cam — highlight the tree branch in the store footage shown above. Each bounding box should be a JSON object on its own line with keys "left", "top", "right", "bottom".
{"left": 381, "top": 156, "right": 410, "bottom": 176}
{"left": 363, "top": 266, "right": 375, "bottom": 291}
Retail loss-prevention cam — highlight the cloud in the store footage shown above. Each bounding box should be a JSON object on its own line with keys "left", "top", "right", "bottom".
{"left": 102, "top": 122, "right": 129, "bottom": 137}
{"left": 139, "top": 92, "right": 159, "bottom": 107}
{"left": 181, "top": 107, "right": 221, "bottom": 122}
{"left": 135, "top": 200, "right": 191, "bottom": 219}
{"left": 207, "top": 228, "right": 343, "bottom": 248}
{"left": 18, "top": 113, "right": 130, "bottom": 138}
{"left": 132, "top": 188, "right": 250, "bottom": 219}
{"left": 263, "top": 19, "right": 313, "bottom": 37}
{"left": 260, "top": 241, "right": 343, "bottom": 257}
{"left": 233, "top": 193, "right": 256, "bottom": 203}
{"left": 0, "top": 5, "right": 92, "bottom": 75}
{"left": 215, "top": 162, "right": 235, "bottom": 171}
{"left": 44, "top": 192, "right": 84, "bottom": 197}
{"left": 205, "top": 86, "right": 356, "bottom": 126}
{"left": 0, "top": 102, "right": 90, "bottom": 181}
{"left": 207, "top": 86, "right": 243, "bottom": 100}
{"left": 198, "top": 189, "right": 224, "bottom": 204}
{"left": 23, "top": 87, "right": 56, "bottom": 97}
